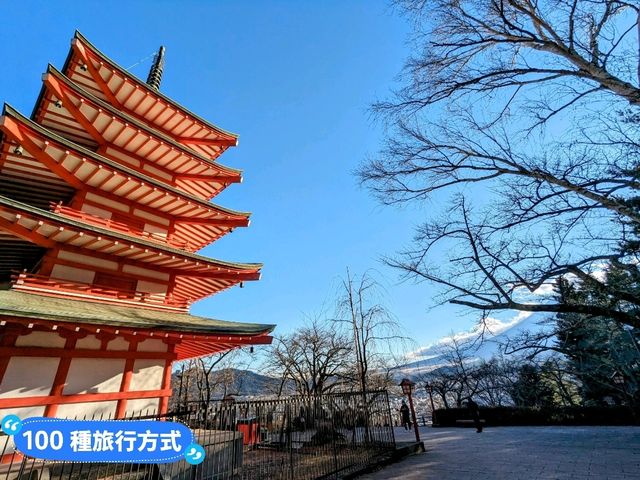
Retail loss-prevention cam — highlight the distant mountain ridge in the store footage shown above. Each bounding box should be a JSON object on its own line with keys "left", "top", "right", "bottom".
{"left": 171, "top": 313, "right": 552, "bottom": 398}
{"left": 172, "top": 368, "right": 295, "bottom": 401}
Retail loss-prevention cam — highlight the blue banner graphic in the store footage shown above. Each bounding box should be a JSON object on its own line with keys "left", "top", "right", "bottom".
{"left": 2, "top": 415, "right": 204, "bottom": 464}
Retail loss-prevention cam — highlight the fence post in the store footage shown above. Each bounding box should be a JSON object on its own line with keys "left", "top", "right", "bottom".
{"left": 385, "top": 390, "right": 396, "bottom": 447}
{"left": 231, "top": 401, "right": 239, "bottom": 476}
{"left": 331, "top": 395, "right": 340, "bottom": 476}
{"left": 0, "top": 390, "right": 400, "bottom": 480}
{"left": 286, "top": 403, "right": 294, "bottom": 480}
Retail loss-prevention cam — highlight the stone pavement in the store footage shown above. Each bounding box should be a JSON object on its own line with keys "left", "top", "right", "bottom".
{"left": 360, "top": 425, "right": 640, "bottom": 480}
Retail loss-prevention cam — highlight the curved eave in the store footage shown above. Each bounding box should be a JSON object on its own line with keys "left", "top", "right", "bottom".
{"left": 0, "top": 124, "right": 75, "bottom": 211}
{"left": 33, "top": 69, "right": 238, "bottom": 200}
{"left": 0, "top": 194, "right": 262, "bottom": 274}
{"left": 0, "top": 322, "right": 271, "bottom": 363}
{"left": 3, "top": 105, "right": 251, "bottom": 221}
{"left": 0, "top": 290, "right": 275, "bottom": 336}
{"left": 35, "top": 65, "right": 242, "bottom": 182}
{"left": 66, "top": 32, "right": 239, "bottom": 152}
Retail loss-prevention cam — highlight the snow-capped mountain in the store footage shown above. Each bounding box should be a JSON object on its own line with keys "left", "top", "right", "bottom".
{"left": 394, "top": 311, "right": 553, "bottom": 378}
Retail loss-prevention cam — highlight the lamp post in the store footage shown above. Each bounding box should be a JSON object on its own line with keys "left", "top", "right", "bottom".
{"left": 425, "top": 382, "right": 436, "bottom": 421}
{"left": 399, "top": 378, "right": 421, "bottom": 444}
{"left": 612, "top": 371, "right": 625, "bottom": 386}
{"left": 612, "top": 371, "right": 627, "bottom": 404}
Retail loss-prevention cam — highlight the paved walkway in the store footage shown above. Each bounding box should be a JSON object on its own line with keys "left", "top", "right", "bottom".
{"left": 361, "top": 426, "right": 640, "bottom": 480}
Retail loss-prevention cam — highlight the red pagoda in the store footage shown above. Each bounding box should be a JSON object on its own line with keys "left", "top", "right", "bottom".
{"left": 0, "top": 32, "right": 273, "bottom": 421}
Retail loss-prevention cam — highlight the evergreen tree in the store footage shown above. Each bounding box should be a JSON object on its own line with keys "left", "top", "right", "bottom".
{"left": 510, "top": 363, "right": 556, "bottom": 408}
{"left": 555, "top": 269, "right": 640, "bottom": 406}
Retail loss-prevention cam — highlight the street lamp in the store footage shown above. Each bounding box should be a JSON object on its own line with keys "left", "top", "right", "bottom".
{"left": 425, "top": 382, "right": 436, "bottom": 420}
{"left": 611, "top": 371, "right": 628, "bottom": 402}
{"left": 612, "top": 371, "right": 625, "bottom": 386}
{"left": 399, "top": 378, "right": 421, "bottom": 444}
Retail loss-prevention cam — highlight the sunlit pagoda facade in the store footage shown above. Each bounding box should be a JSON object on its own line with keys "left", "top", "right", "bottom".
{"left": 0, "top": 32, "right": 273, "bottom": 421}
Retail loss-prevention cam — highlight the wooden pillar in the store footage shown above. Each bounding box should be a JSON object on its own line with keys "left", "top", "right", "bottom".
{"left": 115, "top": 336, "right": 139, "bottom": 419}
{"left": 158, "top": 342, "right": 177, "bottom": 415}
{"left": 43, "top": 330, "right": 83, "bottom": 417}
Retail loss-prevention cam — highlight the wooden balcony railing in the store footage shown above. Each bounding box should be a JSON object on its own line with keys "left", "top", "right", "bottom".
{"left": 11, "top": 271, "right": 190, "bottom": 312}
{"left": 50, "top": 203, "right": 195, "bottom": 250}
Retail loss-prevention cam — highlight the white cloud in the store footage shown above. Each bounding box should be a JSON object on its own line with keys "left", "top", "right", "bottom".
{"left": 405, "top": 310, "right": 533, "bottom": 360}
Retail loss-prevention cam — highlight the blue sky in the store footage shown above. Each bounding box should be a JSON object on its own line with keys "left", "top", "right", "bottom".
{"left": 0, "top": 1, "right": 494, "bottom": 348}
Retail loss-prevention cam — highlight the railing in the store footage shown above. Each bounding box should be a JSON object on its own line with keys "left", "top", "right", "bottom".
{"left": 50, "top": 203, "right": 196, "bottom": 251}
{"left": 11, "top": 271, "right": 190, "bottom": 312}
{"left": 0, "top": 391, "right": 397, "bottom": 480}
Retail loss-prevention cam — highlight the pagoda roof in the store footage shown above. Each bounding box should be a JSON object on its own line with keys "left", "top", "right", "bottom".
{"left": 34, "top": 66, "right": 241, "bottom": 200}
{"left": 0, "top": 289, "right": 274, "bottom": 360}
{"left": 0, "top": 195, "right": 261, "bottom": 301}
{"left": 63, "top": 31, "right": 238, "bottom": 160}
{"left": 1, "top": 106, "right": 250, "bottom": 250}
{"left": 0, "top": 119, "right": 75, "bottom": 211}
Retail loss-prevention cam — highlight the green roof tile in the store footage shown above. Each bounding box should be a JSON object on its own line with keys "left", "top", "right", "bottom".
{"left": 0, "top": 289, "right": 274, "bottom": 335}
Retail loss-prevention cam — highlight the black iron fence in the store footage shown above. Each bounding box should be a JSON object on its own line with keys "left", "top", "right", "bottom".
{"left": 0, "top": 390, "right": 396, "bottom": 480}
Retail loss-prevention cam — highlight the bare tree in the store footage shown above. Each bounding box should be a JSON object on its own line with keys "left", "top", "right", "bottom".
{"left": 424, "top": 337, "right": 490, "bottom": 407}
{"left": 265, "top": 317, "right": 352, "bottom": 396}
{"left": 472, "top": 357, "right": 515, "bottom": 406}
{"left": 335, "top": 270, "right": 408, "bottom": 393}
{"left": 172, "top": 349, "right": 253, "bottom": 410}
{"left": 420, "top": 339, "right": 524, "bottom": 408}
{"left": 360, "top": 0, "right": 640, "bottom": 328}
{"left": 195, "top": 352, "right": 232, "bottom": 407}
{"left": 422, "top": 372, "right": 458, "bottom": 409}
{"left": 422, "top": 351, "right": 580, "bottom": 408}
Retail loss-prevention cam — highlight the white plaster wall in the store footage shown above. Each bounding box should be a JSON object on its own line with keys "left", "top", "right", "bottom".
{"left": 0, "top": 337, "right": 169, "bottom": 420}
{"left": 122, "top": 265, "right": 169, "bottom": 281}
{"left": 50, "top": 264, "right": 96, "bottom": 284}
{"left": 137, "top": 339, "right": 167, "bottom": 352}
{"left": 75, "top": 335, "right": 101, "bottom": 350}
{"left": 107, "top": 337, "right": 130, "bottom": 351}
{"left": 136, "top": 280, "right": 167, "bottom": 295}
{"left": 55, "top": 401, "right": 119, "bottom": 419}
{"left": 0, "top": 357, "right": 59, "bottom": 398}
{"left": 0, "top": 405, "right": 46, "bottom": 420}
{"left": 144, "top": 223, "right": 168, "bottom": 235}
{"left": 63, "top": 359, "right": 124, "bottom": 394}
{"left": 57, "top": 250, "right": 118, "bottom": 271}
{"left": 129, "top": 360, "right": 164, "bottom": 391}
{"left": 15, "top": 331, "right": 65, "bottom": 348}
{"left": 125, "top": 398, "right": 161, "bottom": 416}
